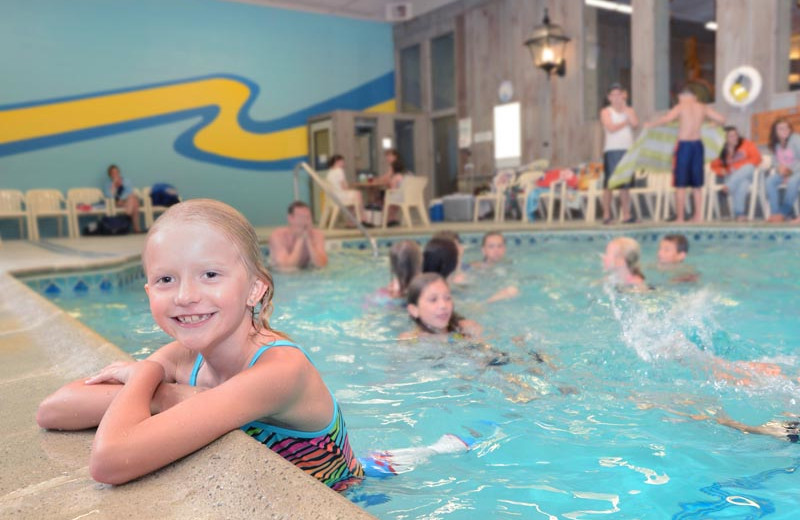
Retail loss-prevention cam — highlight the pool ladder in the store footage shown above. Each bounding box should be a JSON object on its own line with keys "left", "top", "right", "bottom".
{"left": 293, "top": 162, "right": 379, "bottom": 257}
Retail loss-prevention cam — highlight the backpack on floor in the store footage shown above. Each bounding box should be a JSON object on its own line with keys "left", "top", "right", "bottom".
{"left": 150, "top": 183, "right": 180, "bottom": 207}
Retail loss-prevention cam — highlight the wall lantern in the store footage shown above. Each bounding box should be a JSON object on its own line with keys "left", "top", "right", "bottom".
{"left": 524, "top": 8, "right": 570, "bottom": 77}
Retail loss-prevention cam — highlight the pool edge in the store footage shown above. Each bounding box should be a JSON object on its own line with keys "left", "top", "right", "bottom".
{"left": 0, "top": 271, "right": 375, "bottom": 520}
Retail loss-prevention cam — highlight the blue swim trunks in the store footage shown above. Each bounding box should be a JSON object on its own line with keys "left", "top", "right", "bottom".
{"left": 673, "top": 140, "right": 705, "bottom": 188}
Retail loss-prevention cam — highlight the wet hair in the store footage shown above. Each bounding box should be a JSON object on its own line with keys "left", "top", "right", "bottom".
{"left": 433, "top": 230, "right": 461, "bottom": 244}
{"left": 287, "top": 200, "right": 310, "bottom": 215}
{"left": 327, "top": 154, "right": 344, "bottom": 169}
{"left": 389, "top": 240, "right": 422, "bottom": 297}
{"left": 719, "top": 126, "right": 744, "bottom": 168}
{"left": 610, "top": 237, "right": 645, "bottom": 280}
{"left": 144, "top": 199, "right": 283, "bottom": 338}
{"left": 422, "top": 237, "right": 459, "bottom": 279}
{"left": 481, "top": 231, "right": 504, "bottom": 247}
{"left": 406, "top": 273, "right": 463, "bottom": 334}
{"left": 662, "top": 233, "right": 689, "bottom": 254}
{"left": 769, "top": 118, "right": 793, "bottom": 153}
{"left": 107, "top": 164, "right": 119, "bottom": 177}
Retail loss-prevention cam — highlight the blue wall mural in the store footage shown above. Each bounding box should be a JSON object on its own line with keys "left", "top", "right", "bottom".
{"left": 0, "top": 0, "right": 394, "bottom": 231}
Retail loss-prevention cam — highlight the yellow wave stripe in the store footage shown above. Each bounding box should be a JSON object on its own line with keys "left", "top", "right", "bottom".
{"left": 0, "top": 77, "right": 394, "bottom": 162}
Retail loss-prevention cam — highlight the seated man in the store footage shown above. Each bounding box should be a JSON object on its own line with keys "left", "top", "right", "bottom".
{"left": 105, "top": 164, "right": 142, "bottom": 233}
{"left": 269, "top": 201, "right": 328, "bottom": 270}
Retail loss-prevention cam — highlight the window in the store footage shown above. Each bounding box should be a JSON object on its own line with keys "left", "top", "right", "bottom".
{"left": 669, "top": 0, "right": 716, "bottom": 104}
{"left": 790, "top": 2, "right": 800, "bottom": 90}
{"left": 400, "top": 45, "right": 422, "bottom": 113}
{"left": 431, "top": 32, "right": 455, "bottom": 111}
{"left": 584, "top": 6, "right": 632, "bottom": 120}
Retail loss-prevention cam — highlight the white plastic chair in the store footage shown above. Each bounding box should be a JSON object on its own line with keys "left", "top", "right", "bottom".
{"left": 706, "top": 156, "right": 769, "bottom": 221}
{"left": 629, "top": 170, "right": 667, "bottom": 222}
{"left": 141, "top": 186, "right": 177, "bottom": 228}
{"left": 318, "top": 182, "right": 363, "bottom": 229}
{"left": 0, "top": 190, "right": 30, "bottom": 239}
{"left": 515, "top": 170, "right": 545, "bottom": 222}
{"left": 473, "top": 170, "right": 515, "bottom": 222}
{"left": 755, "top": 156, "right": 800, "bottom": 220}
{"left": 67, "top": 188, "right": 110, "bottom": 238}
{"left": 381, "top": 175, "right": 430, "bottom": 228}
{"left": 26, "top": 189, "right": 74, "bottom": 240}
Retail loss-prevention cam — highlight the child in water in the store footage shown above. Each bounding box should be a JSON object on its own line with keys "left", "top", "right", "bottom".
{"left": 36, "top": 199, "right": 363, "bottom": 489}
{"left": 603, "top": 236, "right": 651, "bottom": 292}
{"left": 381, "top": 240, "right": 422, "bottom": 299}
{"left": 656, "top": 233, "right": 699, "bottom": 283}
{"left": 400, "top": 273, "right": 481, "bottom": 340}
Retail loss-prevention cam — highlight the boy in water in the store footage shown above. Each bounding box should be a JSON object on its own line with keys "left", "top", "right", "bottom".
{"left": 656, "top": 234, "right": 699, "bottom": 283}
{"left": 645, "top": 88, "right": 726, "bottom": 223}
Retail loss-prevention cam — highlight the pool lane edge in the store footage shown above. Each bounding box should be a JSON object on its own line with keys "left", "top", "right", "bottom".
{"left": 0, "top": 271, "right": 375, "bottom": 520}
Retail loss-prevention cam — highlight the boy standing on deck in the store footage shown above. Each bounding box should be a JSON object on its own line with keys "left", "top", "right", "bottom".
{"left": 644, "top": 88, "right": 725, "bottom": 223}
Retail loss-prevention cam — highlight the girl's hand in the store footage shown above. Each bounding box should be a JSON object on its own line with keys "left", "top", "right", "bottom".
{"left": 85, "top": 361, "right": 159, "bottom": 385}
{"left": 779, "top": 165, "right": 791, "bottom": 176}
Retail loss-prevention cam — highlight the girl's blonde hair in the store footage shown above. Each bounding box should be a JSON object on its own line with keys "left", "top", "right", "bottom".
{"left": 144, "top": 199, "right": 281, "bottom": 336}
{"left": 611, "top": 236, "right": 644, "bottom": 279}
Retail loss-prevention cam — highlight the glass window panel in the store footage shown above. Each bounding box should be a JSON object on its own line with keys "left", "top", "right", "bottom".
{"left": 431, "top": 33, "right": 455, "bottom": 111}
{"left": 400, "top": 45, "right": 422, "bottom": 113}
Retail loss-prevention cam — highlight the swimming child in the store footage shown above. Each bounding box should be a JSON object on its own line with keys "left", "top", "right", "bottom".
{"left": 422, "top": 236, "right": 461, "bottom": 281}
{"left": 400, "top": 273, "right": 481, "bottom": 340}
{"left": 430, "top": 230, "right": 468, "bottom": 284}
{"left": 473, "top": 231, "right": 506, "bottom": 267}
{"left": 656, "top": 233, "right": 699, "bottom": 283}
{"left": 382, "top": 240, "right": 422, "bottom": 299}
{"left": 36, "top": 199, "right": 363, "bottom": 489}
{"left": 603, "top": 236, "right": 650, "bottom": 291}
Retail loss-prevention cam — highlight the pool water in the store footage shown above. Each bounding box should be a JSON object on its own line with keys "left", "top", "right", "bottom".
{"left": 42, "top": 230, "right": 800, "bottom": 519}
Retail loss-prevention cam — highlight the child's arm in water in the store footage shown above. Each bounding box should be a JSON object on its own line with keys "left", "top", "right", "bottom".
{"left": 486, "top": 285, "right": 519, "bottom": 303}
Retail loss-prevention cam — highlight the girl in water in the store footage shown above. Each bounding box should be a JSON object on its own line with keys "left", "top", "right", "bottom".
{"left": 603, "top": 236, "right": 650, "bottom": 292}
{"left": 36, "top": 199, "right": 363, "bottom": 489}
{"left": 399, "top": 273, "right": 482, "bottom": 340}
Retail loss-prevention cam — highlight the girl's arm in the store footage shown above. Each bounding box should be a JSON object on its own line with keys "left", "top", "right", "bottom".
{"left": 88, "top": 348, "right": 318, "bottom": 485}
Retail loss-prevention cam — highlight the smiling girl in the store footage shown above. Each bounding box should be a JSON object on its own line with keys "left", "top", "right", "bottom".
{"left": 36, "top": 199, "right": 363, "bottom": 489}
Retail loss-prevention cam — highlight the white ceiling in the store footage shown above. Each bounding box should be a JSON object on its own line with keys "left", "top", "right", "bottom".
{"left": 223, "top": 0, "right": 458, "bottom": 22}
{"left": 225, "top": 0, "right": 718, "bottom": 24}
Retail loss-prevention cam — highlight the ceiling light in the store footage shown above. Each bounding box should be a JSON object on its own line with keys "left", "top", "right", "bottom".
{"left": 585, "top": 0, "right": 633, "bottom": 15}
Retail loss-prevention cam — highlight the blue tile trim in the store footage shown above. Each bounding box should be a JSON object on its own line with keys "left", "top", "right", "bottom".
{"left": 20, "top": 228, "right": 800, "bottom": 295}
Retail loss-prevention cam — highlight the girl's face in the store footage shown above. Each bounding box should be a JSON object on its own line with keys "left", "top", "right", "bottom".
{"left": 776, "top": 122, "right": 791, "bottom": 142}
{"left": 144, "top": 221, "right": 265, "bottom": 353}
{"left": 726, "top": 130, "right": 739, "bottom": 148}
{"left": 408, "top": 279, "right": 453, "bottom": 333}
{"left": 482, "top": 235, "right": 506, "bottom": 263}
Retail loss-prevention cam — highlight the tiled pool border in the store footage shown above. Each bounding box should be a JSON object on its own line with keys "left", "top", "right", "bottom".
{"left": 20, "top": 227, "right": 799, "bottom": 296}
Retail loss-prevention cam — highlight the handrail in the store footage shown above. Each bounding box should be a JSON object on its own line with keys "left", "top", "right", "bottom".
{"left": 293, "top": 162, "right": 379, "bottom": 257}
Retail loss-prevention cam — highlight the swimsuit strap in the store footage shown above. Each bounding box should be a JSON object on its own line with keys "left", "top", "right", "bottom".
{"left": 188, "top": 339, "right": 310, "bottom": 387}
{"left": 248, "top": 339, "right": 314, "bottom": 367}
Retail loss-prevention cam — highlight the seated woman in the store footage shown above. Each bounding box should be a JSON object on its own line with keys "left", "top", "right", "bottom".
{"left": 105, "top": 164, "right": 142, "bottom": 233}
{"left": 764, "top": 118, "right": 800, "bottom": 222}
{"left": 374, "top": 149, "right": 409, "bottom": 226}
{"left": 325, "top": 154, "right": 372, "bottom": 227}
{"left": 709, "top": 126, "right": 761, "bottom": 222}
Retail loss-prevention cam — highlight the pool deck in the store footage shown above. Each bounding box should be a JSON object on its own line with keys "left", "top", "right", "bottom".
{"left": 0, "top": 219, "right": 791, "bottom": 519}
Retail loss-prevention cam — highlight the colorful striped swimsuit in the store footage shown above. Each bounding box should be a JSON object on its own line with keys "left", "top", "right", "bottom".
{"left": 189, "top": 340, "right": 364, "bottom": 490}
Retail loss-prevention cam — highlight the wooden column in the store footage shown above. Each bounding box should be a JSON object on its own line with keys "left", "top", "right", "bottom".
{"left": 715, "top": 0, "right": 786, "bottom": 134}
{"left": 631, "top": 0, "right": 669, "bottom": 121}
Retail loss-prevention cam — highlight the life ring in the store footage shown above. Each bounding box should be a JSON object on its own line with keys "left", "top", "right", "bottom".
{"left": 722, "top": 66, "right": 762, "bottom": 108}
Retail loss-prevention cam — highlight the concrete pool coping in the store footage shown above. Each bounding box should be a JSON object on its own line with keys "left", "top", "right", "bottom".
{"left": 1, "top": 220, "right": 793, "bottom": 519}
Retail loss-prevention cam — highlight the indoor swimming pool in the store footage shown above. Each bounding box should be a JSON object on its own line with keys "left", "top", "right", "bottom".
{"left": 27, "top": 229, "right": 800, "bottom": 520}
